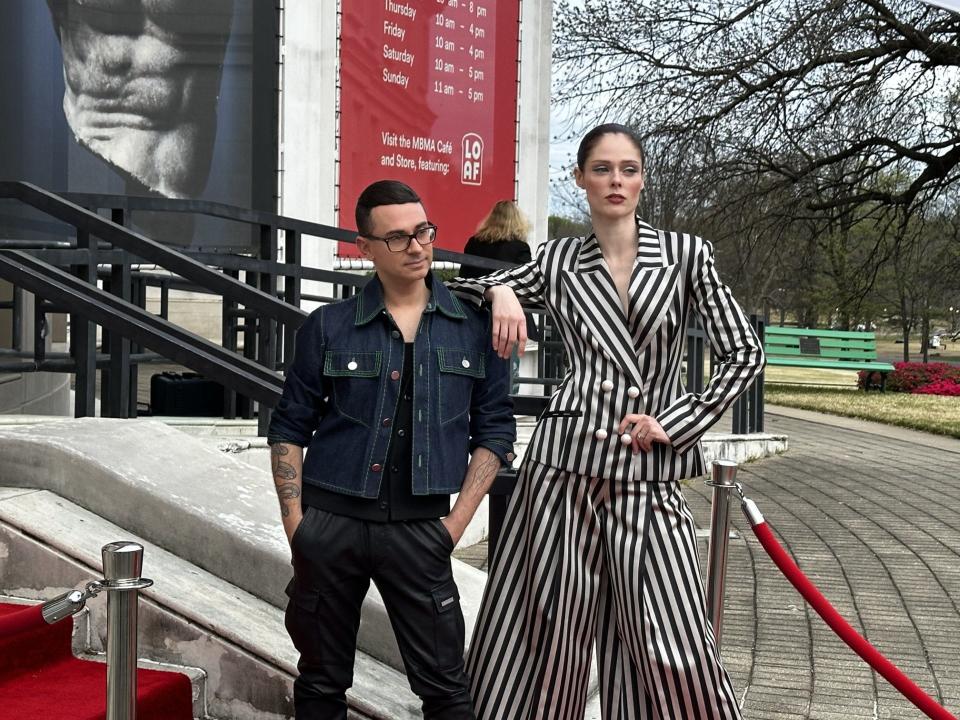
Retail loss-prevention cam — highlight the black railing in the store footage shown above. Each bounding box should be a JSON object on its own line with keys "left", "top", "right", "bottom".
{"left": 58, "top": 187, "right": 538, "bottom": 425}
{"left": 0, "top": 181, "right": 763, "bottom": 438}
{"left": 731, "top": 315, "right": 765, "bottom": 434}
{"left": 0, "top": 181, "right": 307, "bottom": 432}
{"left": 0, "top": 251, "right": 282, "bottom": 405}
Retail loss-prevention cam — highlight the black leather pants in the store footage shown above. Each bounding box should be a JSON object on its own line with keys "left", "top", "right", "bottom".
{"left": 285, "top": 507, "right": 475, "bottom": 720}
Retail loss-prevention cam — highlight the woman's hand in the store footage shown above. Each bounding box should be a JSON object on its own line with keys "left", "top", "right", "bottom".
{"left": 484, "top": 285, "right": 527, "bottom": 359}
{"left": 617, "top": 414, "right": 670, "bottom": 454}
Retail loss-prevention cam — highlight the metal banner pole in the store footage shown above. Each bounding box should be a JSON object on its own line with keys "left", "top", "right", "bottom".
{"left": 102, "top": 541, "right": 153, "bottom": 720}
{"left": 705, "top": 459, "right": 738, "bottom": 647}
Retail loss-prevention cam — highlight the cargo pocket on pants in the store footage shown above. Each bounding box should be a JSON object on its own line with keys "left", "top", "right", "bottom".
{"left": 431, "top": 580, "right": 465, "bottom": 670}
{"left": 284, "top": 579, "right": 322, "bottom": 656}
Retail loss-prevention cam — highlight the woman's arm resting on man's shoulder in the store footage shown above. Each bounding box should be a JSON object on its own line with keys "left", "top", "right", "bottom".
{"left": 447, "top": 243, "right": 550, "bottom": 359}
{"left": 485, "top": 285, "right": 527, "bottom": 359}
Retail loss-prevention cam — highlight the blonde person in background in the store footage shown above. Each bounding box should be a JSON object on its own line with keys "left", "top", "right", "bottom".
{"left": 459, "top": 200, "right": 534, "bottom": 279}
{"left": 459, "top": 201, "right": 540, "bottom": 389}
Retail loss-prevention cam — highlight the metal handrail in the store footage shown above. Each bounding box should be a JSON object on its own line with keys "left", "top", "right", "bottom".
{"left": 0, "top": 182, "right": 306, "bottom": 329}
{"left": 59, "top": 189, "right": 522, "bottom": 272}
{"left": 0, "top": 251, "right": 283, "bottom": 405}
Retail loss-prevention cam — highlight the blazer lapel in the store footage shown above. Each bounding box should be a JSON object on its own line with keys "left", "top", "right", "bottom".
{"left": 628, "top": 223, "right": 682, "bottom": 357}
{"left": 560, "top": 227, "right": 683, "bottom": 383}
{"left": 627, "top": 261, "right": 682, "bottom": 357}
{"left": 560, "top": 236, "right": 645, "bottom": 386}
{"left": 635, "top": 221, "right": 664, "bottom": 268}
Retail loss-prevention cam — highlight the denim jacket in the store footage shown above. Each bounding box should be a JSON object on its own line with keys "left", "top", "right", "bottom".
{"left": 267, "top": 273, "right": 516, "bottom": 498}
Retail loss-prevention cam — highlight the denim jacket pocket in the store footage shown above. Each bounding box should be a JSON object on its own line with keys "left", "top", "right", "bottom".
{"left": 437, "top": 347, "right": 485, "bottom": 424}
{"left": 324, "top": 350, "right": 382, "bottom": 425}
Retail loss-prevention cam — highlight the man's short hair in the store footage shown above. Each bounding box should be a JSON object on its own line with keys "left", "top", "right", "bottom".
{"left": 355, "top": 180, "right": 422, "bottom": 236}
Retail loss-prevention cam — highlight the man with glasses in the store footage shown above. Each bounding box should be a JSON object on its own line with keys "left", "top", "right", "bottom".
{"left": 268, "top": 180, "right": 516, "bottom": 719}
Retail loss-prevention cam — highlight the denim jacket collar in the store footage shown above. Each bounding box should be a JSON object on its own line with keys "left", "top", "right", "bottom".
{"left": 355, "top": 272, "right": 468, "bottom": 326}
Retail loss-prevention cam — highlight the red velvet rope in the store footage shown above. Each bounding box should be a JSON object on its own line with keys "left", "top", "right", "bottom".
{"left": 751, "top": 520, "right": 957, "bottom": 720}
{"left": 0, "top": 603, "right": 45, "bottom": 639}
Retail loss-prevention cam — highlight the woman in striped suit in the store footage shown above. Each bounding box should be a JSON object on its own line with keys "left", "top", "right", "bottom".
{"left": 447, "top": 124, "right": 764, "bottom": 719}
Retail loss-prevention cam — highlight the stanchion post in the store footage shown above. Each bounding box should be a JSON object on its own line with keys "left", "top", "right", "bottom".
{"left": 102, "top": 541, "right": 151, "bottom": 720}
{"left": 705, "top": 459, "right": 738, "bottom": 648}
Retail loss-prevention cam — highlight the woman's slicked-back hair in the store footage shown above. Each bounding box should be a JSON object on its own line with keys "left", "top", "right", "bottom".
{"left": 355, "top": 180, "right": 421, "bottom": 235}
{"left": 576, "top": 123, "right": 644, "bottom": 170}
{"left": 474, "top": 200, "right": 531, "bottom": 243}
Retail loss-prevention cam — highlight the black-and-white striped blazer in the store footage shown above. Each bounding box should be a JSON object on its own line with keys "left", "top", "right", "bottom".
{"left": 447, "top": 219, "right": 765, "bottom": 483}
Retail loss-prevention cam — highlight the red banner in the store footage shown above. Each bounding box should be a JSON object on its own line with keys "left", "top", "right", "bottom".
{"left": 338, "top": 0, "right": 520, "bottom": 255}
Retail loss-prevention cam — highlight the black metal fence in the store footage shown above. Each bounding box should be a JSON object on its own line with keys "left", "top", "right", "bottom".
{"left": 0, "top": 181, "right": 764, "bottom": 437}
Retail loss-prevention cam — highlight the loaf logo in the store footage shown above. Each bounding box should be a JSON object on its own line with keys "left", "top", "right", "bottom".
{"left": 461, "top": 133, "right": 483, "bottom": 186}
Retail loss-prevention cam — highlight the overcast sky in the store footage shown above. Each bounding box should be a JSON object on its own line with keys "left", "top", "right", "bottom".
{"left": 547, "top": 103, "right": 583, "bottom": 216}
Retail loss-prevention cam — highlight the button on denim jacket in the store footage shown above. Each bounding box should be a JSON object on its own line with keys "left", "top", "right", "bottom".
{"left": 268, "top": 273, "right": 516, "bottom": 498}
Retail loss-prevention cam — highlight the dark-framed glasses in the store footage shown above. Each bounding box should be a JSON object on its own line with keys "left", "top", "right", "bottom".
{"left": 364, "top": 224, "right": 437, "bottom": 252}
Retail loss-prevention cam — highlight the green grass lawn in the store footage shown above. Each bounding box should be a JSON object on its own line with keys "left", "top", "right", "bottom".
{"left": 689, "top": 355, "right": 959, "bottom": 437}
{"left": 754, "top": 341, "right": 959, "bottom": 438}
{"left": 764, "top": 366, "right": 858, "bottom": 387}
{"left": 765, "top": 384, "right": 960, "bottom": 439}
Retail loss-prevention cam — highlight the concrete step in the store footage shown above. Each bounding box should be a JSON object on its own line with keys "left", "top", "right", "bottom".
{"left": 0, "top": 414, "right": 786, "bottom": 719}
{"left": 0, "top": 596, "right": 207, "bottom": 719}
{"left": 0, "top": 488, "right": 422, "bottom": 719}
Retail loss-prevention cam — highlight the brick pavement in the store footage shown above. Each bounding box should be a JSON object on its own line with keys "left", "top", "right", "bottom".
{"left": 456, "top": 410, "right": 960, "bottom": 719}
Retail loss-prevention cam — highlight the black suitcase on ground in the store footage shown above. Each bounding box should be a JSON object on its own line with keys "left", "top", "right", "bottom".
{"left": 150, "top": 372, "right": 224, "bottom": 416}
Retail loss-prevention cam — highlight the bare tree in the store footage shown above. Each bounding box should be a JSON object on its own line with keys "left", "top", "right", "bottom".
{"left": 554, "top": 0, "right": 960, "bottom": 219}
{"left": 875, "top": 197, "right": 960, "bottom": 359}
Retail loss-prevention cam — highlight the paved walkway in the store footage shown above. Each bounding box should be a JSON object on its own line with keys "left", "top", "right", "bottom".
{"left": 456, "top": 409, "right": 960, "bottom": 719}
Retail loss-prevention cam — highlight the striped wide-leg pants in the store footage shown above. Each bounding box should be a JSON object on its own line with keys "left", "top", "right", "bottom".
{"left": 466, "top": 460, "right": 742, "bottom": 720}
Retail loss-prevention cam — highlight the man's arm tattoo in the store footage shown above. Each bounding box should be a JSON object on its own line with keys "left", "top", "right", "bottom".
{"left": 271, "top": 444, "right": 297, "bottom": 480}
{"left": 270, "top": 444, "right": 301, "bottom": 518}
{"left": 272, "top": 460, "right": 298, "bottom": 480}
{"left": 467, "top": 452, "right": 501, "bottom": 491}
{"left": 276, "top": 482, "right": 301, "bottom": 517}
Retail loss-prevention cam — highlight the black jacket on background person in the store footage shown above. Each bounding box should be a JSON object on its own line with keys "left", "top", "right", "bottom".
{"left": 458, "top": 236, "right": 532, "bottom": 277}
{"left": 459, "top": 236, "right": 539, "bottom": 340}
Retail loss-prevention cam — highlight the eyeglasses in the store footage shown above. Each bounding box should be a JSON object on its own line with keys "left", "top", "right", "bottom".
{"left": 363, "top": 224, "right": 437, "bottom": 252}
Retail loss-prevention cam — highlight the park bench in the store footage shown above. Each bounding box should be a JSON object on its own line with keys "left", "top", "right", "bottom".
{"left": 764, "top": 327, "right": 895, "bottom": 390}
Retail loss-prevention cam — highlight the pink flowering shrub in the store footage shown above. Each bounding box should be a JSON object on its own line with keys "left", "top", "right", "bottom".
{"left": 912, "top": 379, "right": 960, "bottom": 397}
{"left": 858, "top": 362, "right": 960, "bottom": 396}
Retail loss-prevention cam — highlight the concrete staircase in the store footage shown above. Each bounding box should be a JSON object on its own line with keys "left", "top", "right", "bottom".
{"left": 0, "top": 487, "right": 419, "bottom": 719}
{"left": 0, "top": 595, "right": 209, "bottom": 720}
{"left": 0, "top": 415, "right": 787, "bottom": 719}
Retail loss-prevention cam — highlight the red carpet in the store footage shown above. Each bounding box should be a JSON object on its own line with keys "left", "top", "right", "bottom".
{"left": 0, "top": 602, "right": 194, "bottom": 720}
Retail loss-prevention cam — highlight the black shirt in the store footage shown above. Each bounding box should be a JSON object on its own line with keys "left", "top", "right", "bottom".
{"left": 302, "top": 342, "right": 450, "bottom": 521}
